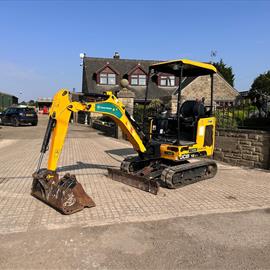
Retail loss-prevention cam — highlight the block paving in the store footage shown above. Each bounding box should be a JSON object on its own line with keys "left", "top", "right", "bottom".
{"left": 0, "top": 121, "right": 270, "bottom": 234}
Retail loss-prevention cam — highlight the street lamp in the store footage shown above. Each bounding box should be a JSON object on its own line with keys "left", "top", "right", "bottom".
{"left": 79, "top": 53, "right": 89, "bottom": 125}
{"left": 80, "top": 52, "right": 86, "bottom": 66}
{"left": 19, "top": 90, "right": 23, "bottom": 104}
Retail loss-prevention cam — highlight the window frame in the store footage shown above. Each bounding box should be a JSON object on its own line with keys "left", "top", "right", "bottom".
{"left": 130, "top": 74, "right": 147, "bottom": 86}
{"left": 99, "top": 72, "right": 116, "bottom": 85}
{"left": 159, "top": 75, "right": 176, "bottom": 87}
{"left": 129, "top": 65, "right": 147, "bottom": 86}
{"left": 96, "top": 64, "right": 119, "bottom": 85}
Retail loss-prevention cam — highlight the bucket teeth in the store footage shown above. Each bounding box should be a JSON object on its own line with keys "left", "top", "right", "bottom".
{"left": 31, "top": 169, "right": 95, "bottom": 215}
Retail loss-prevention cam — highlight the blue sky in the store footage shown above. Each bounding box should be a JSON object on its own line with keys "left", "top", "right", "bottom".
{"left": 0, "top": 0, "right": 269, "bottom": 101}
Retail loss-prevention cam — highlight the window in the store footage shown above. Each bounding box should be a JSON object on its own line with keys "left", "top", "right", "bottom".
{"left": 5, "top": 108, "right": 12, "bottom": 114}
{"left": 100, "top": 73, "right": 116, "bottom": 85}
{"left": 130, "top": 74, "right": 146, "bottom": 86}
{"left": 19, "top": 108, "right": 35, "bottom": 113}
{"left": 160, "top": 76, "right": 175, "bottom": 87}
{"left": 97, "top": 65, "right": 119, "bottom": 85}
{"left": 128, "top": 65, "right": 147, "bottom": 86}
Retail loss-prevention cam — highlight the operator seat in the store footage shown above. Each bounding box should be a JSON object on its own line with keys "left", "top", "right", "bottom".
{"left": 180, "top": 100, "right": 205, "bottom": 125}
{"left": 177, "top": 100, "right": 205, "bottom": 143}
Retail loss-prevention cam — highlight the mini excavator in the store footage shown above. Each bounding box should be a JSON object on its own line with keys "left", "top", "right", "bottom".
{"left": 32, "top": 59, "right": 218, "bottom": 214}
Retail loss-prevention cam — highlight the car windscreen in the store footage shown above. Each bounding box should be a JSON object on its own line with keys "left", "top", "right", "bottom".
{"left": 18, "top": 108, "right": 36, "bottom": 113}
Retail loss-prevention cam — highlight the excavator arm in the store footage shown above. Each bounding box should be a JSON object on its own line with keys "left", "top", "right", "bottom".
{"left": 45, "top": 89, "right": 147, "bottom": 171}
{"left": 32, "top": 89, "right": 148, "bottom": 214}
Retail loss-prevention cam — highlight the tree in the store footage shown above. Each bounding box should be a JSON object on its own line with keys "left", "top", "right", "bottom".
{"left": 248, "top": 71, "right": 270, "bottom": 116}
{"left": 213, "top": 59, "right": 235, "bottom": 87}
{"left": 28, "top": 100, "right": 36, "bottom": 106}
{"left": 249, "top": 71, "right": 270, "bottom": 96}
{"left": 148, "top": 99, "right": 163, "bottom": 113}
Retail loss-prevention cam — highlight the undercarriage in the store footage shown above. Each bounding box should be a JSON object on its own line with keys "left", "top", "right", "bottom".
{"left": 108, "top": 156, "right": 217, "bottom": 194}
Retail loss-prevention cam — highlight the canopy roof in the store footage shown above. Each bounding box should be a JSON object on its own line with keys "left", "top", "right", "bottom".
{"left": 149, "top": 59, "right": 217, "bottom": 76}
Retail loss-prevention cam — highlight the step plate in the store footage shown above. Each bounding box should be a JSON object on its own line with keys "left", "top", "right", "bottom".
{"left": 107, "top": 168, "right": 159, "bottom": 195}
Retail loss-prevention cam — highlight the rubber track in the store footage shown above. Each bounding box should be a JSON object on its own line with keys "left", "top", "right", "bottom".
{"left": 161, "top": 160, "right": 217, "bottom": 189}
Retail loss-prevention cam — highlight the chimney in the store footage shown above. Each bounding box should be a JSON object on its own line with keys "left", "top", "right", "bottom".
{"left": 113, "top": 52, "right": 120, "bottom": 59}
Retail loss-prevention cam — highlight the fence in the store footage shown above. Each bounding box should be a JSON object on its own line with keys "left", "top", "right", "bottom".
{"left": 214, "top": 99, "right": 270, "bottom": 131}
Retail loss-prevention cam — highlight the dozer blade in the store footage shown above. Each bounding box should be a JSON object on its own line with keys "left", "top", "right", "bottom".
{"left": 107, "top": 168, "right": 159, "bottom": 195}
{"left": 31, "top": 169, "right": 95, "bottom": 215}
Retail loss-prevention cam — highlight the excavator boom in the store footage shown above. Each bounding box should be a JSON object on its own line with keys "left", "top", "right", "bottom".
{"left": 32, "top": 89, "right": 149, "bottom": 214}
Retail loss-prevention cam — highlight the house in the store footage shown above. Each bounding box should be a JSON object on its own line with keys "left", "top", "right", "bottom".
{"left": 180, "top": 73, "right": 240, "bottom": 107}
{"left": 37, "top": 97, "right": 52, "bottom": 114}
{"left": 0, "top": 91, "right": 18, "bottom": 111}
{"left": 82, "top": 53, "right": 239, "bottom": 110}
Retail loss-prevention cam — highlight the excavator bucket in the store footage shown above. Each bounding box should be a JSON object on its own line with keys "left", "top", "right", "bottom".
{"left": 107, "top": 168, "right": 159, "bottom": 195}
{"left": 31, "top": 169, "right": 95, "bottom": 215}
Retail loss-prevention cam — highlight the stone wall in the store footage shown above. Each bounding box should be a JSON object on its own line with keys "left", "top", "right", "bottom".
{"left": 116, "top": 79, "right": 135, "bottom": 140}
{"left": 214, "top": 128, "right": 270, "bottom": 169}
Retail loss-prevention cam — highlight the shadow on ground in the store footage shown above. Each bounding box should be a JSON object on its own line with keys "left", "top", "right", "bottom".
{"left": 57, "top": 161, "right": 117, "bottom": 173}
{"left": 105, "top": 148, "right": 136, "bottom": 157}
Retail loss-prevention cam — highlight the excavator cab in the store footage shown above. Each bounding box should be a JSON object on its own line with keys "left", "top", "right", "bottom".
{"left": 32, "top": 58, "right": 218, "bottom": 215}
{"left": 139, "top": 59, "right": 217, "bottom": 158}
{"left": 111, "top": 60, "right": 217, "bottom": 191}
{"left": 150, "top": 100, "right": 206, "bottom": 144}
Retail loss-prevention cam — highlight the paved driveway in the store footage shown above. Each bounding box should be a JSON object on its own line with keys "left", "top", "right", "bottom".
{"left": 0, "top": 115, "right": 269, "bottom": 235}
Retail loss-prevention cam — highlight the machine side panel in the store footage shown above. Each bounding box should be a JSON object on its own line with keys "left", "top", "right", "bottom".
{"left": 159, "top": 116, "right": 216, "bottom": 161}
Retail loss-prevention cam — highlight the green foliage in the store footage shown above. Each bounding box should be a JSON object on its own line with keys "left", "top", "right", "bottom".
{"left": 249, "top": 70, "right": 270, "bottom": 97}
{"left": 148, "top": 99, "right": 163, "bottom": 111}
{"left": 133, "top": 99, "right": 163, "bottom": 125}
{"left": 214, "top": 100, "right": 269, "bottom": 130}
{"left": 28, "top": 100, "right": 36, "bottom": 106}
{"left": 215, "top": 110, "right": 238, "bottom": 129}
{"left": 213, "top": 59, "right": 235, "bottom": 87}
{"left": 133, "top": 103, "right": 145, "bottom": 124}
{"left": 248, "top": 71, "right": 270, "bottom": 115}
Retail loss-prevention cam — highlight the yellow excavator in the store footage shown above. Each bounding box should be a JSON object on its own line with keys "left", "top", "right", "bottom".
{"left": 32, "top": 59, "right": 218, "bottom": 214}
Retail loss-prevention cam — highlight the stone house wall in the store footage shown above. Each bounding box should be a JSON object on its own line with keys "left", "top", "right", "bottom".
{"left": 182, "top": 73, "right": 239, "bottom": 105}
{"left": 214, "top": 128, "right": 270, "bottom": 169}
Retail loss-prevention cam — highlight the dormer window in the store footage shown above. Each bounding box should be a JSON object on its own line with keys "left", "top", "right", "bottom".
{"left": 129, "top": 64, "right": 147, "bottom": 86}
{"left": 131, "top": 74, "right": 146, "bottom": 86}
{"left": 97, "top": 64, "right": 119, "bottom": 85}
{"left": 100, "top": 73, "right": 116, "bottom": 85}
{"left": 159, "top": 74, "right": 176, "bottom": 87}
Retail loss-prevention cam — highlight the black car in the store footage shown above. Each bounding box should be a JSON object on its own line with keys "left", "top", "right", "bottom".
{"left": 0, "top": 107, "right": 38, "bottom": 126}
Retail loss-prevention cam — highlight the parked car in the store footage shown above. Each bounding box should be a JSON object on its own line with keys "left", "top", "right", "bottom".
{"left": 92, "top": 116, "right": 116, "bottom": 136}
{"left": 0, "top": 107, "right": 38, "bottom": 126}
{"left": 92, "top": 116, "right": 116, "bottom": 128}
